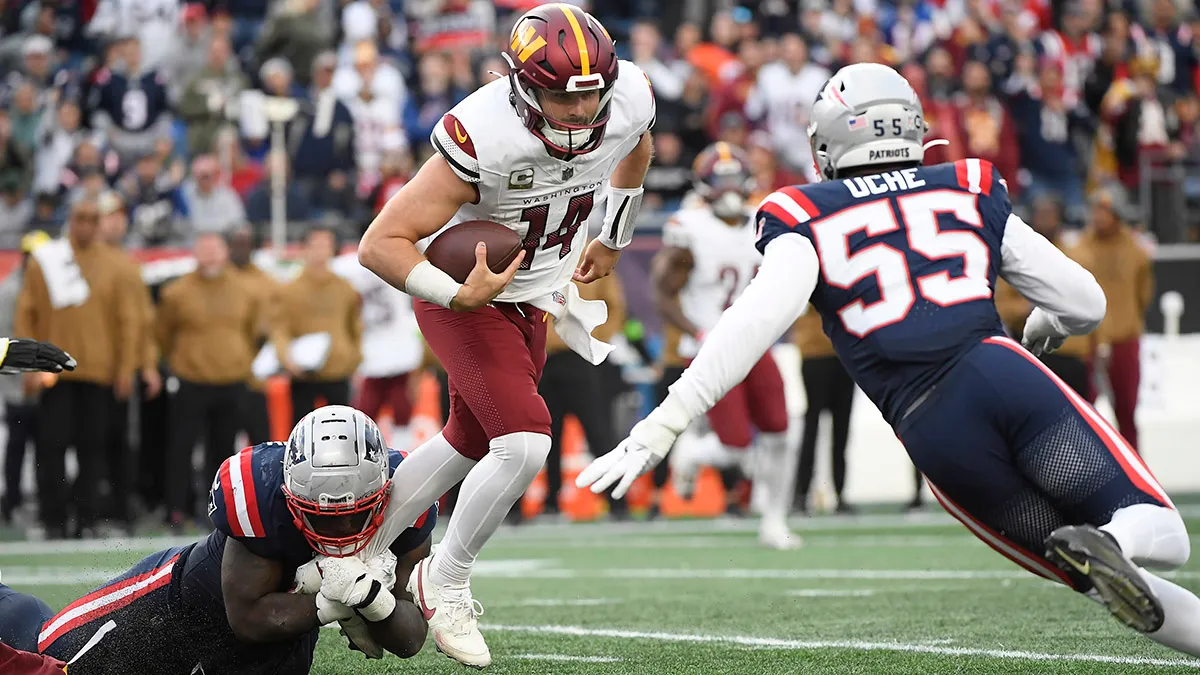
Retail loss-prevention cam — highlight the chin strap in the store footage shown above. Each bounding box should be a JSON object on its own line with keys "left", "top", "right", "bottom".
{"left": 923, "top": 138, "right": 950, "bottom": 151}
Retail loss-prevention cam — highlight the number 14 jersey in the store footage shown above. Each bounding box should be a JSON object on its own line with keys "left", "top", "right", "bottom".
{"left": 755, "top": 159, "right": 1011, "bottom": 426}
{"left": 425, "top": 61, "right": 656, "bottom": 304}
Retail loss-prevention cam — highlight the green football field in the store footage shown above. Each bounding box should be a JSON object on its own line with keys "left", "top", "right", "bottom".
{"left": 5, "top": 512, "right": 1200, "bottom": 674}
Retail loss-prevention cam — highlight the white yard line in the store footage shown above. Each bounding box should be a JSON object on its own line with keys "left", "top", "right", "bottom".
{"left": 496, "top": 598, "right": 621, "bottom": 608}
{"left": 480, "top": 623, "right": 1200, "bottom": 669}
{"left": 787, "top": 589, "right": 877, "bottom": 597}
{"left": 511, "top": 654, "right": 623, "bottom": 663}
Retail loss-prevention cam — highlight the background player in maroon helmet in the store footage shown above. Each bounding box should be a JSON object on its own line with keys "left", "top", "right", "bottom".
{"left": 357, "top": 3, "right": 655, "bottom": 668}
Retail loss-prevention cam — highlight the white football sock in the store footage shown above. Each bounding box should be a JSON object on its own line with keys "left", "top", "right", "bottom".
{"left": 363, "top": 432, "right": 475, "bottom": 558}
{"left": 1100, "top": 503, "right": 1191, "bottom": 570}
{"left": 1138, "top": 570, "right": 1200, "bottom": 656}
{"left": 755, "top": 432, "right": 795, "bottom": 526}
{"left": 431, "top": 431, "right": 551, "bottom": 587}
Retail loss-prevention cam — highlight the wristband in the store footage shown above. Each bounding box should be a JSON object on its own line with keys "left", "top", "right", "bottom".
{"left": 353, "top": 580, "right": 397, "bottom": 622}
{"left": 316, "top": 593, "right": 352, "bottom": 625}
{"left": 599, "top": 186, "right": 643, "bottom": 250}
{"left": 405, "top": 260, "right": 463, "bottom": 309}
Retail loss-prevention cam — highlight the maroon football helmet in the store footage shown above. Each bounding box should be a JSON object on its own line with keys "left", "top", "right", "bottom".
{"left": 693, "top": 142, "right": 756, "bottom": 219}
{"left": 502, "top": 3, "right": 619, "bottom": 156}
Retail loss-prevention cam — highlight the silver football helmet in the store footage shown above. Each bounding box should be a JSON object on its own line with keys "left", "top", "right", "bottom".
{"left": 808, "top": 62, "right": 929, "bottom": 181}
{"left": 282, "top": 405, "right": 392, "bottom": 557}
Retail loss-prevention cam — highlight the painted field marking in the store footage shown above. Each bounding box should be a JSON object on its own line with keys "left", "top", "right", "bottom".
{"left": 511, "top": 654, "right": 623, "bottom": 663}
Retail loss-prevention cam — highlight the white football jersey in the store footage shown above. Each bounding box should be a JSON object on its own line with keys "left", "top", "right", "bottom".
{"left": 664, "top": 203, "right": 761, "bottom": 358}
{"left": 426, "top": 60, "right": 656, "bottom": 303}
{"left": 331, "top": 253, "right": 422, "bottom": 379}
{"left": 346, "top": 96, "right": 405, "bottom": 177}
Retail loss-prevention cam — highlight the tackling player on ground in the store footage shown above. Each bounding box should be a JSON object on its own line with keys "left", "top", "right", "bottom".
{"left": 652, "top": 142, "right": 797, "bottom": 549}
{"left": 357, "top": 3, "right": 654, "bottom": 668}
{"left": 580, "top": 63, "right": 1200, "bottom": 658}
{"left": 11, "top": 406, "right": 436, "bottom": 673}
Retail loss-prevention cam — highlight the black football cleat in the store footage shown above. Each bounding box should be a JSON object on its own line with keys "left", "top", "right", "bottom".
{"left": 1046, "top": 524, "right": 1165, "bottom": 633}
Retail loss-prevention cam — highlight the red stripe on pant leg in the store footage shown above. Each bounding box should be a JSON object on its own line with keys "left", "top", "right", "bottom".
{"left": 926, "top": 479, "right": 1074, "bottom": 586}
{"left": 40, "top": 572, "right": 173, "bottom": 650}
{"left": 983, "top": 337, "right": 1171, "bottom": 508}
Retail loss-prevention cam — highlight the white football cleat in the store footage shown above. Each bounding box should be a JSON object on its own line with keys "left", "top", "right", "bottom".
{"left": 759, "top": 518, "right": 803, "bottom": 550}
{"left": 408, "top": 556, "right": 492, "bottom": 668}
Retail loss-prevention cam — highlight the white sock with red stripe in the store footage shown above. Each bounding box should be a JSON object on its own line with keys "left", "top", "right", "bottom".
{"left": 431, "top": 431, "right": 551, "bottom": 587}
{"left": 754, "top": 432, "right": 795, "bottom": 527}
{"left": 1100, "top": 504, "right": 1192, "bottom": 571}
{"left": 1138, "top": 570, "right": 1200, "bottom": 656}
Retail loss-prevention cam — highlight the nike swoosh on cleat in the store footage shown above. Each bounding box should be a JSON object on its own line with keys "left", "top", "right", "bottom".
{"left": 1055, "top": 547, "right": 1091, "bottom": 575}
{"left": 417, "top": 563, "right": 436, "bottom": 621}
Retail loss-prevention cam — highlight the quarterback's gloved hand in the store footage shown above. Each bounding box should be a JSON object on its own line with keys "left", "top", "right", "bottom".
{"left": 576, "top": 408, "right": 684, "bottom": 499}
{"left": 318, "top": 556, "right": 396, "bottom": 622}
{"left": 1021, "top": 307, "right": 1068, "bottom": 357}
{"left": 0, "top": 338, "right": 76, "bottom": 374}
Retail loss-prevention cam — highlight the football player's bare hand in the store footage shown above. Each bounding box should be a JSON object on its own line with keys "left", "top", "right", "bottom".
{"left": 142, "top": 367, "right": 162, "bottom": 399}
{"left": 573, "top": 239, "right": 620, "bottom": 284}
{"left": 451, "top": 243, "right": 525, "bottom": 311}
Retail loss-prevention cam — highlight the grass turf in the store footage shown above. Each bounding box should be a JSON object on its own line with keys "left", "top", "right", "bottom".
{"left": 5, "top": 513, "right": 1200, "bottom": 674}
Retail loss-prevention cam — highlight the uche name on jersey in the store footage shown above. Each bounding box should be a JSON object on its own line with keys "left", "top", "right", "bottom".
{"left": 844, "top": 168, "right": 927, "bottom": 198}
{"left": 520, "top": 179, "right": 607, "bottom": 206}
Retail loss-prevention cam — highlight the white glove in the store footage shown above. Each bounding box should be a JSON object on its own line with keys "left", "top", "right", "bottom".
{"left": 576, "top": 409, "right": 683, "bottom": 499}
{"left": 315, "top": 593, "right": 355, "bottom": 625}
{"left": 1021, "top": 307, "right": 1068, "bottom": 356}
{"left": 291, "top": 550, "right": 397, "bottom": 595}
{"left": 365, "top": 550, "right": 398, "bottom": 592}
{"left": 318, "top": 556, "right": 397, "bottom": 622}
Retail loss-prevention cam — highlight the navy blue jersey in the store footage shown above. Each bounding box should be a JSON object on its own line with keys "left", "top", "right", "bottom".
{"left": 85, "top": 68, "right": 169, "bottom": 132}
{"left": 204, "top": 442, "right": 436, "bottom": 573}
{"left": 756, "top": 159, "right": 1010, "bottom": 426}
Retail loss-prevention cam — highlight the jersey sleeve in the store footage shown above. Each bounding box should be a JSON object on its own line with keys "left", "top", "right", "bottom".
{"left": 949, "top": 158, "right": 1012, "bottom": 237}
{"left": 620, "top": 60, "right": 657, "bottom": 135}
{"left": 754, "top": 186, "right": 821, "bottom": 254}
{"left": 208, "top": 444, "right": 282, "bottom": 558}
{"left": 999, "top": 213, "right": 1106, "bottom": 335}
{"left": 431, "top": 112, "right": 482, "bottom": 185}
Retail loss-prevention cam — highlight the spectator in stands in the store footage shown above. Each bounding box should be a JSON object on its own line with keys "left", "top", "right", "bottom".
{"left": 8, "top": 81, "right": 43, "bottom": 155}
{"left": 0, "top": 231, "right": 47, "bottom": 522}
{"left": 406, "top": 0, "right": 495, "bottom": 57}
{"left": 1007, "top": 54, "right": 1087, "bottom": 214}
{"left": 4, "top": 35, "right": 59, "bottom": 107}
{"left": 539, "top": 275, "right": 629, "bottom": 521}
{"left": 179, "top": 154, "right": 246, "bottom": 234}
{"left": 228, "top": 226, "right": 275, "bottom": 445}
{"left": 271, "top": 227, "right": 362, "bottom": 423}
{"left": 952, "top": 59, "right": 1021, "bottom": 201}
{"left": 117, "top": 150, "right": 181, "bottom": 246}
{"left": 88, "top": 0, "right": 180, "bottom": 74}
{"left": 286, "top": 52, "right": 356, "bottom": 211}
{"left": 403, "top": 52, "right": 467, "bottom": 150}
{"left": 706, "top": 37, "right": 763, "bottom": 142}
{"left": 244, "top": 151, "right": 313, "bottom": 227}
{"left": 642, "top": 130, "right": 691, "bottom": 211}
{"left": 96, "top": 190, "right": 157, "bottom": 529}
{"left": 0, "top": 173, "right": 32, "bottom": 249}
{"left": 367, "top": 148, "right": 412, "bottom": 216}
{"left": 29, "top": 192, "right": 60, "bottom": 233}
{"left": 33, "top": 100, "right": 85, "bottom": 197}
{"left": 1098, "top": 53, "right": 1170, "bottom": 195}
{"left": 87, "top": 36, "right": 172, "bottom": 165}
{"left": 333, "top": 40, "right": 405, "bottom": 109}
{"left": 792, "top": 307, "right": 856, "bottom": 515}
{"left": 16, "top": 197, "right": 141, "bottom": 539}
{"left": 165, "top": 3, "right": 212, "bottom": 103}
{"left": 157, "top": 231, "right": 261, "bottom": 527}
{"left": 346, "top": 64, "right": 405, "bottom": 194}
{"left": 178, "top": 35, "right": 245, "bottom": 156}
{"left": 0, "top": 110, "right": 31, "bottom": 192}
{"left": 1075, "top": 189, "right": 1154, "bottom": 452}
{"left": 900, "top": 62, "right": 961, "bottom": 166}
{"left": 745, "top": 33, "right": 829, "bottom": 182}
{"left": 214, "top": 127, "right": 263, "bottom": 199}
{"left": 254, "top": 0, "right": 333, "bottom": 87}
{"left": 631, "top": 21, "right": 687, "bottom": 102}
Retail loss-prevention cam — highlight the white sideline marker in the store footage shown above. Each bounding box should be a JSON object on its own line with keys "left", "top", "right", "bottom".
{"left": 481, "top": 623, "right": 1200, "bottom": 669}
{"left": 512, "top": 654, "right": 623, "bottom": 663}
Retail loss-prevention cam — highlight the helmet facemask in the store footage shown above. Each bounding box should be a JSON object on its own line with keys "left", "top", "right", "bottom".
{"left": 283, "top": 483, "right": 392, "bottom": 558}
{"left": 505, "top": 51, "right": 615, "bottom": 156}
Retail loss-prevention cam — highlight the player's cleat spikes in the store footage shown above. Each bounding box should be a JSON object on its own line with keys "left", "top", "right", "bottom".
{"left": 408, "top": 557, "right": 492, "bottom": 668}
{"left": 1045, "top": 524, "right": 1165, "bottom": 633}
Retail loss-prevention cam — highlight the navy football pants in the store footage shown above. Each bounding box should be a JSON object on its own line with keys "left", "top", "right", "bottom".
{"left": 897, "top": 336, "right": 1172, "bottom": 588}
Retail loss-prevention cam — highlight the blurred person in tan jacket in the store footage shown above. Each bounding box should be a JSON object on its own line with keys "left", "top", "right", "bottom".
{"left": 994, "top": 195, "right": 1093, "bottom": 398}
{"left": 15, "top": 198, "right": 143, "bottom": 538}
{"left": 96, "top": 191, "right": 161, "bottom": 528}
{"left": 156, "top": 232, "right": 262, "bottom": 526}
{"left": 228, "top": 226, "right": 277, "bottom": 444}
{"left": 1073, "top": 189, "right": 1153, "bottom": 451}
{"left": 791, "top": 308, "right": 856, "bottom": 514}
{"left": 272, "top": 227, "right": 362, "bottom": 424}
{"left": 538, "top": 274, "right": 628, "bottom": 520}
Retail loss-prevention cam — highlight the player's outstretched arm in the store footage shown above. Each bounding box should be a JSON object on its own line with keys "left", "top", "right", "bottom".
{"left": 578, "top": 232, "right": 818, "bottom": 497}
{"left": 362, "top": 538, "right": 433, "bottom": 659}
{"left": 221, "top": 537, "right": 325, "bottom": 643}
{"left": 998, "top": 213, "right": 1106, "bottom": 354}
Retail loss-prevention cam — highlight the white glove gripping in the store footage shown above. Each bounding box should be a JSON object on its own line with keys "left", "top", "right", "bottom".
{"left": 291, "top": 550, "right": 397, "bottom": 595}
{"left": 576, "top": 405, "right": 687, "bottom": 499}
{"left": 365, "top": 550, "right": 398, "bottom": 592}
{"left": 318, "top": 556, "right": 397, "bottom": 623}
{"left": 315, "top": 593, "right": 355, "bottom": 625}
{"left": 1021, "top": 307, "right": 1068, "bottom": 356}
{"left": 598, "top": 186, "right": 643, "bottom": 250}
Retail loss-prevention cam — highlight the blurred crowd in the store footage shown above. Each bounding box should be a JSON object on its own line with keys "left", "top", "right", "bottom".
{"left": 0, "top": 0, "right": 1195, "bottom": 251}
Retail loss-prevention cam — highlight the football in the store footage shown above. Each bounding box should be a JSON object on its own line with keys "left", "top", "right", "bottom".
{"left": 424, "top": 220, "right": 522, "bottom": 283}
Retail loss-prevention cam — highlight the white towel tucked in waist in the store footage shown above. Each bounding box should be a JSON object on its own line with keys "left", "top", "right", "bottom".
{"left": 31, "top": 239, "right": 90, "bottom": 309}
{"left": 529, "top": 283, "right": 613, "bottom": 366}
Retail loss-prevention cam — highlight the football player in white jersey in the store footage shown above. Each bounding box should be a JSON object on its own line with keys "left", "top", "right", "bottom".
{"left": 357, "top": 3, "right": 655, "bottom": 667}
{"left": 652, "top": 142, "right": 798, "bottom": 550}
